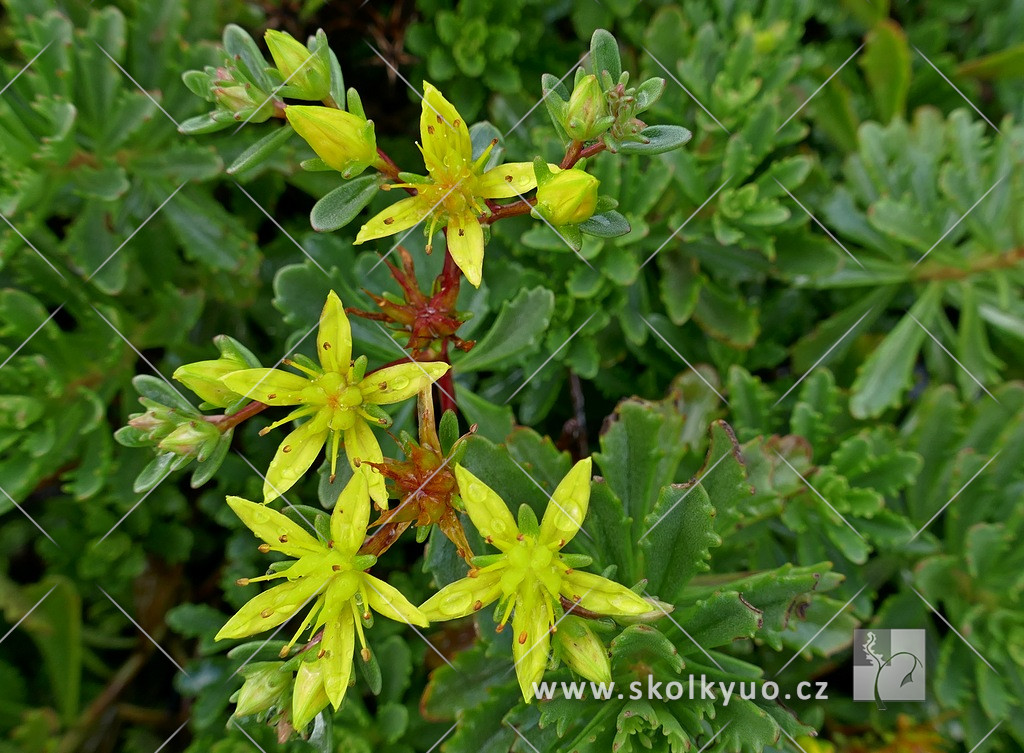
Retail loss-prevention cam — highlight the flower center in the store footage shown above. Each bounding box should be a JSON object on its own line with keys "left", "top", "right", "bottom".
{"left": 311, "top": 372, "right": 364, "bottom": 431}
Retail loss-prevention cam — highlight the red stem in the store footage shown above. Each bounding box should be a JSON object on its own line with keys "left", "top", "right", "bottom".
{"left": 206, "top": 400, "right": 268, "bottom": 432}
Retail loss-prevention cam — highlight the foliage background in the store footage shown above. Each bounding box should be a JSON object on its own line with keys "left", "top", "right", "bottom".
{"left": 1, "top": 0, "right": 1022, "bottom": 752}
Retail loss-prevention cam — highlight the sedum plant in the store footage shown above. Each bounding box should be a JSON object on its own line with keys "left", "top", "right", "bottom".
{"left": 104, "top": 22, "right": 839, "bottom": 751}
{"left": 2, "top": 3, "right": 1020, "bottom": 753}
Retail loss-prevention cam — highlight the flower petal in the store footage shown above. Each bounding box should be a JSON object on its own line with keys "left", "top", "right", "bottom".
{"left": 292, "top": 659, "right": 330, "bottom": 730}
{"left": 317, "top": 291, "right": 352, "bottom": 374}
{"left": 359, "top": 361, "right": 450, "bottom": 405}
{"left": 354, "top": 196, "right": 430, "bottom": 244}
{"left": 264, "top": 413, "right": 330, "bottom": 503}
{"left": 226, "top": 495, "right": 323, "bottom": 557}
{"left": 329, "top": 471, "right": 371, "bottom": 557}
{"left": 446, "top": 211, "right": 484, "bottom": 287}
{"left": 216, "top": 576, "right": 325, "bottom": 640}
{"left": 477, "top": 162, "right": 540, "bottom": 199}
{"left": 419, "top": 566, "right": 504, "bottom": 621}
{"left": 420, "top": 82, "right": 472, "bottom": 177}
{"left": 454, "top": 465, "right": 518, "bottom": 549}
{"left": 221, "top": 368, "right": 310, "bottom": 405}
{"left": 560, "top": 570, "right": 651, "bottom": 615}
{"left": 321, "top": 599, "right": 355, "bottom": 708}
{"left": 343, "top": 419, "right": 387, "bottom": 507}
{"left": 538, "top": 458, "right": 592, "bottom": 547}
{"left": 363, "top": 573, "right": 429, "bottom": 626}
{"left": 512, "top": 582, "right": 551, "bottom": 703}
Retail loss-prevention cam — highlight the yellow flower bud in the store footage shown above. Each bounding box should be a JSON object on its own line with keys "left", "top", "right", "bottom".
{"left": 174, "top": 361, "right": 243, "bottom": 408}
{"left": 291, "top": 660, "right": 330, "bottom": 730}
{"left": 265, "top": 29, "right": 331, "bottom": 101}
{"left": 535, "top": 168, "right": 600, "bottom": 226}
{"left": 233, "top": 662, "right": 289, "bottom": 717}
{"left": 555, "top": 616, "right": 611, "bottom": 684}
{"left": 565, "top": 74, "right": 612, "bottom": 141}
{"left": 157, "top": 420, "right": 221, "bottom": 460}
{"left": 286, "top": 106, "right": 380, "bottom": 178}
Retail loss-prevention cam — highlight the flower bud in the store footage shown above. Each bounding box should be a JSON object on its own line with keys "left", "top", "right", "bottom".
{"left": 157, "top": 420, "right": 220, "bottom": 460}
{"left": 213, "top": 84, "right": 275, "bottom": 123}
{"left": 554, "top": 616, "right": 611, "bottom": 684}
{"left": 565, "top": 74, "right": 613, "bottom": 141}
{"left": 291, "top": 660, "right": 330, "bottom": 730}
{"left": 128, "top": 408, "right": 173, "bottom": 436}
{"left": 534, "top": 168, "right": 600, "bottom": 226}
{"left": 286, "top": 106, "right": 380, "bottom": 178}
{"left": 265, "top": 30, "right": 331, "bottom": 101}
{"left": 233, "top": 662, "right": 289, "bottom": 717}
{"left": 174, "top": 343, "right": 253, "bottom": 408}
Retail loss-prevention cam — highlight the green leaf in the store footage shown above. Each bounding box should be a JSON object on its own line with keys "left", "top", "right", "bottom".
{"left": 850, "top": 283, "right": 942, "bottom": 418}
{"left": 957, "top": 42, "right": 1024, "bottom": 80}
{"left": 640, "top": 481, "right": 720, "bottom": 602}
{"left": 860, "top": 20, "right": 910, "bottom": 122}
{"left": 227, "top": 125, "right": 295, "bottom": 175}
{"left": 454, "top": 286, "right": 555, "bottom": 371}
{"left": 579, "top": 210, "right": 630, "bottom": 237}
{"left": 618, "top": 125, "right": 693, "bottom": 155}
{"left": 309, "top": 175, "right": 381, "bottom": 232}
{"left": 590, "top": 28, "right": 622, "bottom": 81}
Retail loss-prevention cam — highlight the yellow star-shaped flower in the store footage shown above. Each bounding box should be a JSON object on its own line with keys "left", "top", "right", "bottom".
{"left": 354, "top": 82, "right": 538, "bottom": 287}
{"left": 216, "top": 473, "right": 428, "bottom": 728}
{"left": 221, "top": 291, "right": 449, "bottom": 507}
{"left": 419, "top": 458, "right": 652, "bottom": 702}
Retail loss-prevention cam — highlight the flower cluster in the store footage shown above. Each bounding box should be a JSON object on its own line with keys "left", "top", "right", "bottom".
{"left": 135, "top": 23, "right": 695, "bottom": 740}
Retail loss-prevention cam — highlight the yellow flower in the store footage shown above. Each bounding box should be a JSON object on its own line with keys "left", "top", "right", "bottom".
{"left": 221, "top": 291, "right": 449, "bottom": 507}
{"left": 419, "top": 459, "right": 652, "bottom": 701}
{"left": 216, "top": 474, "right": 428, "bottom": 728}
{"left": 353, "top": 82, "right": 538, "bottom": 287}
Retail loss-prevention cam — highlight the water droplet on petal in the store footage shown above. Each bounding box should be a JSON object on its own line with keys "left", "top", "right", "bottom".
{"left": 441, "top": 591, "right": 473, "bottom": 616}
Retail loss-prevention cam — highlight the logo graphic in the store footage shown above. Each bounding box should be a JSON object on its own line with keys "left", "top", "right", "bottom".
{"left": 853, "top": 629, "right": 926, "bottom": 708}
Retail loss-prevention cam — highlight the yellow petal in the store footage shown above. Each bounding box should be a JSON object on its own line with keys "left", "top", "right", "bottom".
{"left": 420, "top": 81, "right": 472, "bottom": 176}
{"left": 363, "top": 574, "right": 429, "bottom": 626}
{"left": 354, "top": 196, "right": 430, "bottom": 244}
{"left": 454, "top": 465, "right": 517, "bottom": 548}
{"left": 292, "top": 659, "right": 330, "bottom": 730}
{"left": 446, "top": 211, "right": 484, "bottom": 287}
{"left": 538, "top": 458, "right": 592, "bottom": 548}
{"left": 343, "top": 420, "right": 387, "bottom": 507}
{"left": 226, "top": 495, "right": 323, "bottom": 557}
{"left": 221, "top": 368, "right": 310, "bottom": 405}
{"left": 321, "top": 599, "right": 355, "bottom": 708}
{"left": 512, "top": 582, "right": 551, "bottom": 703}
{"left": 419, "top": 566, "right": 504, "bottom": 621}
{"left": 560, "top": 570, "right": 651, "bottom": 615}
{"left": 359, "top": 361, "right": 450, "bottom": 405}
{"left": 263, "top": 413, "right": 330, "bottom": 503}
{"left": 329, "top": 472, "right": 371, "bottom": 557}
{"left": 216, "top": 576, "right": 325, "bottom": 640}
{"left": 317, "top": 291, "right": 352, "bottom": 374}
{"left": 476, "top": 162, "right": 540, "bottom": 199}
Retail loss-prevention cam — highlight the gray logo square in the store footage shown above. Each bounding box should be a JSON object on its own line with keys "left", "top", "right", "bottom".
{"left": 853, "top": 629, "right": 926, "bottom": 706}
